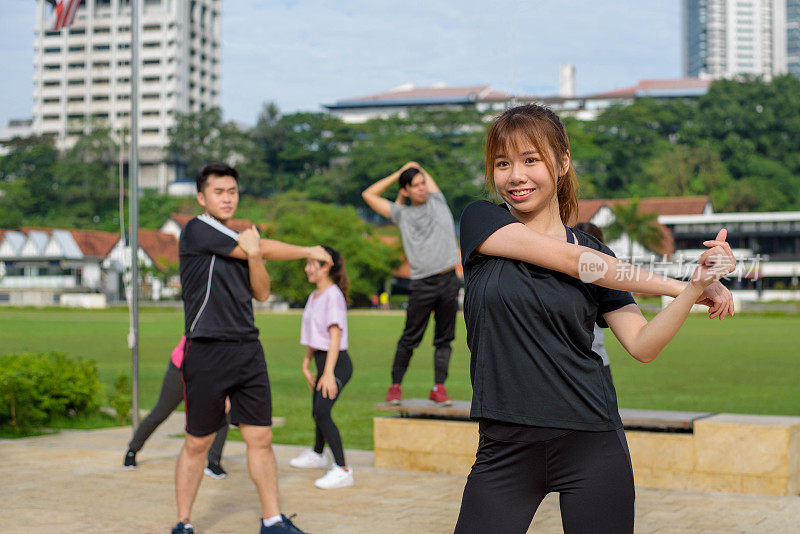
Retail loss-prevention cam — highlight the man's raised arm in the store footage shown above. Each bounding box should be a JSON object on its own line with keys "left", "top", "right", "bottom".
{"left": 362, "top": 161, "right": 417, "bottom": 219}
{"left": 417, "top": 164, "right": 440, "bottom": 193}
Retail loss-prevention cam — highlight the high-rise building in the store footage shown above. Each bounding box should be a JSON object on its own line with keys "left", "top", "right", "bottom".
{"left": 788, "top": 0, "right": 800, "bottom": 76}
{"left": 32, "top": 0, "right": 221, "bottom": 191}
{"left": 682, "top": 0, "right": 790, "bottom": 79}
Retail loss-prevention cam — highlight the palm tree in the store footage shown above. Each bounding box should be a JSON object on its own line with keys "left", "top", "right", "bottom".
{"left": 604, "top": 198, "right": 664, "bottom": 261}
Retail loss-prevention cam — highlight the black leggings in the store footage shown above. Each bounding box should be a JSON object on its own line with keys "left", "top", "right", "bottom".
{"left": 311, "top": 349, "right": 353, "bottom": 467}
{"left": 454, "top": 422, "right": 635, "bottom": 534}
{"left": 392, "top": 270, "right": 460, "bottom": 384}
{"left": 128, "top": 361, "right": 228, "bottom": 464}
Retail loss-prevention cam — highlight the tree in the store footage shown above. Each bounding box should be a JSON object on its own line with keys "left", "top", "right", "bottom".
{"left": 681, "top": 75, "right": 800, "bottom": 211}
{"left": 561, "top": 117, "right": 603, "bottom": 198}
{"left": 587, "top": 97, "right": 696, "bottom": 196}
{"left": 259, "top": 196, "right": 402, "bottom": 306}
{"left": 641, "top": 144, "right": 734, "bottom": 208}
{"left": 167, "top": 108, "right": 257, "bottom": 182}
{"left": 604, "top": 199, "right": 664, "bottom": 260}
{"left": 50, "top": 127, "right": 120, "bottom": 226}
{"left": 316, "top": 108, "right": 485, "bottom": 216}
{"left": 0, "top": 135, "right": 59, "bottom": 226}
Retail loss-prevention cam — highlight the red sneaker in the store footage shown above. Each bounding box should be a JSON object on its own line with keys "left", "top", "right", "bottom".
{"left": 385, "top": 383, "right": 402, "bottom": 404}
{"left": 429, "top": 384, "right": 452, "bottom": 406}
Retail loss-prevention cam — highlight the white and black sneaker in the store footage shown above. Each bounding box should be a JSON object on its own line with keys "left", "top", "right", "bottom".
{"left": 204, "top": 462, "right": 228, "bottom": 479}
{"left": 123, "top": 449, "right": 137, "bottom": 470}
{"left": 289, "top": 449, "right": 328, "bottom": 469}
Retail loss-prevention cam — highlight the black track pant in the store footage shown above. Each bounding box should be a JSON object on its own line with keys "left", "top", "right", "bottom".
{"left": 391, "top": 270, "right": 460, "bottom": 384}
{"left": 312, "top": 349, "right": 353, "bottom": 467}
{"left": 128, "top": 360, "right": 228, "bottom": 464}
{"left": 454, "top": 422, "right": 635, "bottom": 534}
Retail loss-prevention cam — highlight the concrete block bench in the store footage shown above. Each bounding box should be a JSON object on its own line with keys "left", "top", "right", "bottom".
{"left": 373, "top": 400, "right": 800, "bottom": 496}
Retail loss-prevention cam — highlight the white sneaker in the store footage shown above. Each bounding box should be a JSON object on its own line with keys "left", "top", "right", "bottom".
{"left": 289, "top": 449, "right": 328, "bottom": 469}
{"left": 314, "top": 465, "right": 354, "bottom": 489}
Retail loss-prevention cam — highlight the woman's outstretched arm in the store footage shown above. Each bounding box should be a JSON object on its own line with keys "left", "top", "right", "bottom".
{"left": 476, "top": 226, "right": 735, "bottom": 319}
{"left": 603, "top": 240, "right": 736, "bottom": 363}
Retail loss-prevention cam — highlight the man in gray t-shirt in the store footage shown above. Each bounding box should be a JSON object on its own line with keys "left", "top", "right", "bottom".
{"left": 362, "top": 161, "right": 461, "bottom": 406}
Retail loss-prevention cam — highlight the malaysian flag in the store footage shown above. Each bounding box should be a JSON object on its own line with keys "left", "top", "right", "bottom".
{"left": 50, "top": 0, "right": 81, "bottom": 30}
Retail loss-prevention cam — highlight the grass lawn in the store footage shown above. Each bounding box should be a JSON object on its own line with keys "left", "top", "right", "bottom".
{"left": 1, "top": 307, "right": 798, "bottom": 449}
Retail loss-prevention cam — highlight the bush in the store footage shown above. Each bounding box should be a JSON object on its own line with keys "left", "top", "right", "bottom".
{"left": 0, "top": 352, "right": 101, "bottom": 430}
{"left": 110, "top": 373, "right": 132, "bottom": 423}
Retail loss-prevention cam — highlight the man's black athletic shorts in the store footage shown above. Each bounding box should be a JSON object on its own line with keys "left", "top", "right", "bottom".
{"left": 181, "top": 338, "right": 272, "bottom": 436}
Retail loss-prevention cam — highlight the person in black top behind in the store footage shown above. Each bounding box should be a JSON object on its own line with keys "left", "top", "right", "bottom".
{"left": 173, "top": 163, "right": 331, "bottom": 534}
{"left": 454, "top": 105, "right": 737, "bottom": 533}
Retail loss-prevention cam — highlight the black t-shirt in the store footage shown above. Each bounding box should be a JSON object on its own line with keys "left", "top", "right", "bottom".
{"left": 179, "top": 215, "right": 259, "bottom": 341}
{"left": 459, "top": 201, "right": 635, "bottom": 431}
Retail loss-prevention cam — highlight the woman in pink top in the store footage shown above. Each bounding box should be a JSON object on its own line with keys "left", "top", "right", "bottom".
{"left": 289, "top": 245, "right": 355, "bottom": 489}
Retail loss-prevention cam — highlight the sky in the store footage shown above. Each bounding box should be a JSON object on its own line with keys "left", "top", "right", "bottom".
{"left": 0, "top": 0, "right": 681, "bottom": 127}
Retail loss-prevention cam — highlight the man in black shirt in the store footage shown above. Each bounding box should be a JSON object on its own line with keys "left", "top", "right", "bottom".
{"left": 173, "top": 163, "right": 329, "bottom": 534}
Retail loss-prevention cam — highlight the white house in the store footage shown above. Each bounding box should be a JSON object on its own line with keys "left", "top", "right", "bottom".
{"left": 0, "top": 228, "right": 118, "bottom": 306}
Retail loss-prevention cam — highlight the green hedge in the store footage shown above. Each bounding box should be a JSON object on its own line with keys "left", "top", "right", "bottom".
{"left": 0, "top": 352, "right": 101, "bottom": 430}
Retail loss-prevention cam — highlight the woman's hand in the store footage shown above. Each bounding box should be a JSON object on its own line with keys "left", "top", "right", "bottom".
{"left": 301, "top": 364, "right": 315, "bottom": 391}
{"left": 695, "top": 280, "right": 735, "bottom": 320}
{"left": 316, "top": 372, "right": 338, "bottom": 399}
{"left": 693, "top": 229, "right": 737, "bottom": 289}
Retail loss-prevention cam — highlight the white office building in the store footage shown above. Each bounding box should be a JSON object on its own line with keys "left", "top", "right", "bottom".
{"left": 32, "top": 0, "right": 221, "bottom": 191}
{"left": 682, "top": 0, "right": 790, "bottom": 79}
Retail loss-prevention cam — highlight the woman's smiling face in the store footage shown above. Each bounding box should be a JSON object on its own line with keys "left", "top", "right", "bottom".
{"left": 493, "top": 138, "right": 561, "bottom": 217}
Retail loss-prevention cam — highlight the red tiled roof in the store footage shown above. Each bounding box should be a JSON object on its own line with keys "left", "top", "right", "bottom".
{"left": 577, "top": 196, "right": 709, "bottom": 255}
{"left": 138, "top": 230, "right": 179, "bottom": 270}
{"left": 636, "top": 196, "right": 710, "bottom": 216}
{"left": 13, "top": 227, "right": 121, "bottom": 258}
{"left": 586, "top": 78, "right": 711, "bottom": 99}
{"left": 341, "top": 84, "right": 509, "bottom": 104}
{"left": 576, "top": 199, "right": 608, "bottom": 222}
{"left": 578, "top": 196, "right": 710, "bottom": 221}
{"left": 68, "top": 230, "right": 120, "bottom": 258}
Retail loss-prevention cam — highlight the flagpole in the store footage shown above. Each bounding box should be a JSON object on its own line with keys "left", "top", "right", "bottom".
{"left": 130, "top": 0, "right": 140, "bottom": 431}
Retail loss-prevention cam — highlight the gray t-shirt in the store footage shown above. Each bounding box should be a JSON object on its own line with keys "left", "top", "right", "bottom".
{"left": 390, "top": 190, "right": 460, "bottom": 279}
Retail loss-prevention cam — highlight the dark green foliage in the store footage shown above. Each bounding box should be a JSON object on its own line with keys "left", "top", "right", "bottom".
{"left": 0, "top": 128, "right": 124, "bottom": 230}
{"left": 50, "top": 128, "right": 120, "bottom": 223}
{"left": 0, "top": 135, "right": 60, "bottom": 227}
{"left": 109, "top": 373, "right": 132, "bottom": 423}
{"left": 584, "top": 98, "right": 692, "bottom": 195}
{"left": 0, "top": 352, "right": 102, "bottom": 431}
{"left": 167, "top": 107, "right": 258, "bottom": 182}
{"left": 574, "top": 75, "right": 800, "bottom": 211}
{"left": 258, "top": 196, "right": 402, "bottom": 306}
{"left": 605, "top": 199, "right": 665, "bottom": 257}
{"left": 138, "top": 190, "right": 195, "bottom": 229}
{"left": 3, "top": 76, "right": 799, "bottom": 238}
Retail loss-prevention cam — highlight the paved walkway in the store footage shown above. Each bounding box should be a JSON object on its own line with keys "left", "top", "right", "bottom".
{"left": 2, "top": 413, "right": 798, "bottom": 533}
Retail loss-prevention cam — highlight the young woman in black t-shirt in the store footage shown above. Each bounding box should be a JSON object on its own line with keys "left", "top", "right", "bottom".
{"left": 454, "top": 105, "right": 737, "bottom": 534}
